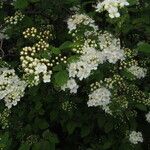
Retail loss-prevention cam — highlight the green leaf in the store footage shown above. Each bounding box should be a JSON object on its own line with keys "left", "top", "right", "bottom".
{"left": 30, "top": 0, "right": 40, "bottom": 2}
{"left": 97, "top": 115, "right": 106, "bottom": 128}
{"left": 67, "top": 55, "right": 80, "bottom": 63}
{"left": 51, "top": 47, "right": 61, "bottom": 55}
{"left": 103, "top": 141, "right": 112, "bottom": 150}
{"left": 19, "top": 144, "right": 30, "bottom": 150}
{"left": 104, "top": 120, "right": 113, "bottom": 133}
{"left": 43, "top": 130, "right": 59, "bottom": 143}
{"left": 53, "top": 64, "right": 63, "bottom": 71}
{"left": 128, "top": 0, "right": 138, "bottom": 6}
{"left": 59, "top": 41, "right": 73, "bottom": 50}
{"left": 32, "top": 141, "right": 53, "bottom": 150}
{"left": 54, "top": 70, "right": 68, "bottom": 86}
{"left": 14, "top": 0, "right": 28, "bottom": 9}
{"left": 35, "top": 118, "right": 49, "bottom": 130}
{"left": 135, "top": 104, "right": 147, "bottom": 111}
{"left": 81, "top": 126, "right": 90, "bottom": 137}
{"left": 137, "top": 42, "right": 150, "bottom": 53}
{"left": 66, "top": 121, "right": 77, "bottom": 135}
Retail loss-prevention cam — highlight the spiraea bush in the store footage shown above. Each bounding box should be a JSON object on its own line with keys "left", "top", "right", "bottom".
{"left": 0, "top": 0, "right": 150, "bottom": 150}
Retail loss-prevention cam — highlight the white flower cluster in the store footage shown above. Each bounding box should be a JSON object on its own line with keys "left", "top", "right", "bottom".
{"left": 95, "top": 0, "right": 129, "bottom": 18}
{"left": 65, "top": 13, "right": 126, "bottom": 95}
{"left": 20, "top": 39, "right": 52, "bottom": 86}
{"left": 98, "top": 31, "right": 125, "bottom": 63}
{"left": 87, "top": 87, "right": 111, "bottom": 112}
{"left": 67, "top": 13, "right": 98, "bottom": 32}
{"left": 61, "top": 78, "right": 79, "bottom": 94}
{"left": 128, "top": 65, "right": 147, "bottom": 79}
{"left": 4, "top": 11, "right": 25, "bottom": 25}
{"left": 129, "top": 131, "right": 143, "bottom": 144}
{"left": 145, "top": 111, "right": 150, "bottom": 123}
{"left": 68, "top": 46, "right": 105, "bottom": 81}
{"left": 0, "top": 28, "right": 9, "bottom": 40}
{"left": 0, "top": 68, "right": 27, "bottom": 109}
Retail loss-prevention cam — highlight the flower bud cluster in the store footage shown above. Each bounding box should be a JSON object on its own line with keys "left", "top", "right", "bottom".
{"left": 62, "top": 101, "right": 76, "bottom": 111}
{"left": 90, "top": 81, "right": 101, "bottom": 92}
{"left": 0, "top": 108, "right": 10, "bottom": 129}
{"left": 23, "top": 25, "right": 53, "bottom": 40}
{"left": 104, "top": 74, "right": 124, "bottom": 89}
{"left": 20, "top": 39, "right": 52, "bottom": 86}
{"left": 51, "top": 54, "right": 67, "bottom": 65}
{"left": 119, "top": 59, "right": 138, "bottom": 70}
{"left": 4, "top": 11, "right": 25, "bottom": 25}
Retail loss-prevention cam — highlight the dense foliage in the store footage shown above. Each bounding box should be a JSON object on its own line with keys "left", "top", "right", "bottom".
{"left": 0, "top": 0, "right": 150, "bottom": 150}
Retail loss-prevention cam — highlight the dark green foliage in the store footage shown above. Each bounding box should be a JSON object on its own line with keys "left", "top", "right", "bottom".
{"left": 0, "top": 0, "right": 150, "bottom": 150}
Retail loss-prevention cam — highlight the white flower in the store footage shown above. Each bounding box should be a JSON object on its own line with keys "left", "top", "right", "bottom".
{"left": 129, "top": 131, "right": 143, "bottom": 144}
{"left": 146, "top": 112, "right": 150, "bottom": 123}
{"left": 103, "top": 46, "right": 125, "bottom": 63}
{"left": 95, "top": 0, "right": 129, "bottom": 18}
{"left": 0, "top": 28, "right": 9, "bottom": 39}
{"left": 128, "top": 66, "right": 147, "bottom": 79}
{"left": 98, "top": 31, "right": 125, "bottom": 63}
{"left": 67, "top": 13, "right": 98, "bottom": 32}
{"left": 0, "top": 68, "right": 27, "bottom": 109}
{"left": 62, "top": 78, "right": 79, "bottom": 94}
{"left": 43, "top": 71, "right": 52, "bottom": 83}
{"left": 68, "top": 47, "right": 105, "bottom": 81}
{"left": 35, "top": 63, "right": 47, "bottom": 74}
{"left": 87, "top": 87, "right": 111, "bottom": 112}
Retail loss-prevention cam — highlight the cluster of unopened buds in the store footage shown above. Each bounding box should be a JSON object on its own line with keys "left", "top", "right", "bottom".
{"left": 23, "top": 25, "right": 53, "bottom": 40}
{"left": 51, "top": 54, "right": 67, "bottom": 65}
{"left": 62, "top": 101, "right": 76, "bottom": 111}
{"left": 104, "top": 75, "right": 124, "bottom": 89}
{"left": 90, "top": 82, "right": 101, "bottom": 92}
{"left": 119, "top": 59, "right": 138, "bottom": 70}
{"left": 72, "top": 38, "right": 98, "bottom": 54}
{"left": 4, "top": 11, "right": 25, "bottom": 25}
{"left": 0, "top": 108, "right": 10, "bottom": 129}
{"left": 20, "top": 39, "right": 52, "bottom": 86}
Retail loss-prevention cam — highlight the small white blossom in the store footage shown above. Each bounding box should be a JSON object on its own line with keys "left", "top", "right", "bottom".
{"left": 68, "top": 47, "right": 105, "bottom": 80}
{"left": 146, "top": 112, "right": 150, "bottom": 123}
{"left": 98, "top": 31, "right": 125, "bottom": 63}
{"left": 0, "top": 68, "right": 27, "bottom": 109}
{"left": 61, "top": 78, "right": 79, "bottom": 94}
{"left": 35, "top": 63, "right": 47, "bottom": 74}
{"left": 129, "top": 131, "right": 143, "bottom": 144}
{"left": 103, "top": 46, "right": 125, "bottom": 63}
{"left": 128, "top": 66, "right": 147, "bottom": 79}
{"left": 67, "top": 13, "right": 98, "bottom": 32}
{"left": 87, "top": 87, "right": 111, "bottom": 112}
{"left": 95, "top": 0, "right": 129, "bottom": 18}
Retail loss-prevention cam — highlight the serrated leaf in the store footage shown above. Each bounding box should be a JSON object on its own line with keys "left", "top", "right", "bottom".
{"left": 14, "top": 0, "right": 28, "bottom": 9}
{"left": 97, "top": 115, "right": 106, "bottom": 128}
{"left": 59, "top": 41, "right": 73, "bottom": 50}
{"left": 137, "top": 42, "right": 150, "bottom": 53}
{"left": 135, "top": 104, "right": 147, "bottom": 111}
{"left": 43, "top": 130, "right": 59, "bottom": 143}
{"left": 81, "top": 126, "right": 90, "bottom": 137}
{"left": 54, "top": 70, "right": 68, "bottom": 86}
{"left": 66, "top": 121, "right": 77, "bottom": 135}
{"left": 19, "top": 144, "right": 30, "bottom": 150}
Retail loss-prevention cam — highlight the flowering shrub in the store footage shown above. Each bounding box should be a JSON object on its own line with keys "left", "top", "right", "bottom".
{"left": 0, "top": 0, "right": 150, "bottom": 150}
